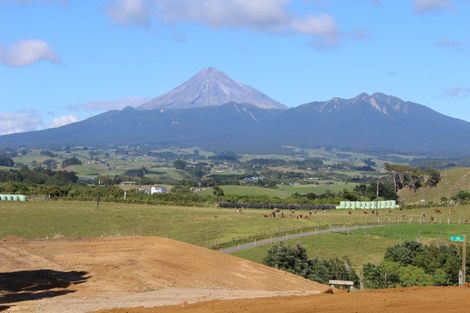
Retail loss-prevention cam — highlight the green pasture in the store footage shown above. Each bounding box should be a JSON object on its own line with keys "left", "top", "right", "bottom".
{"left": 199, "top": 183, "right": 357, "bottom": 198}
{"left": 1, "top": 201, "right": 470, "bottom": 250}
{"left": 233, "top": 223, "right": 470, "bottom": 270}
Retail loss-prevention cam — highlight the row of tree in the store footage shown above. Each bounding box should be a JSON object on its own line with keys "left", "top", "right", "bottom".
{"left": 263, "top": 241, "right": 469, "bottom": 289}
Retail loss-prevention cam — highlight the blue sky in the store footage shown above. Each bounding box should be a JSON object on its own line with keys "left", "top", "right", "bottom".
{"left": 1, "top": 0, "right": 470, "bottom": 134}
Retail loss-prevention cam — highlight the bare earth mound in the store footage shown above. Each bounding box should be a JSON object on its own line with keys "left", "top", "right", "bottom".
{"left": 0, "top": 237, "right": 326, "bottom": 313}
{"left": 93, "top": 287, "right": 470, "bottom": 313}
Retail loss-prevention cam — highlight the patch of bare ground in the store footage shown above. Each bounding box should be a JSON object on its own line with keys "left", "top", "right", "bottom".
{"left": 0, "top": 237, "right": 326, "bottom": 313}
{"left": 93, "top": 287, "right": 470, "bottom": 313}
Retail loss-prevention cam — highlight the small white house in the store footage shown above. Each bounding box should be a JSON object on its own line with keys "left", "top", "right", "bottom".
{"left": 150, "top": 186, "right": 168, "bottom": 195}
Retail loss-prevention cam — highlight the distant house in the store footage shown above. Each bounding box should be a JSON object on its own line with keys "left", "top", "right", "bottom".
{"left": 151, "top": 186, "right": 169, "bottom": 195}
{"left": 243, "top": 176, "right": 264, "bottom": 183}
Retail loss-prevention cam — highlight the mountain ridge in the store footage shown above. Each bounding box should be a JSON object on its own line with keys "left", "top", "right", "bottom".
{"left": 1, "top": 93, "right": 470, "bottom": 157}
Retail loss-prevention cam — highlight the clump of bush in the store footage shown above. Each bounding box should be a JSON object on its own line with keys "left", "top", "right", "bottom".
{"left": 264, "top": 243, "right": 359, "bottom": 287}
{"left": 363, "top": 241, "right": 468, "bottom": 288}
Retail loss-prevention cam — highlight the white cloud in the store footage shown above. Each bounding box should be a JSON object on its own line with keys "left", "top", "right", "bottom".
{"left": 50, "top": 115, "right": 80, "bottom": 128}
{"left": 154, "top": 0, "right": 291, "bottom": 30}
{"left": 291, "top": 13, "right": 337, "bottom": 36}
{"left": 0, "top": 111, "right": 43, "bottom": 135}
{"left": 67, "top": 97, "right": 150, "bottom": 112}
{"left": 291, "top": 13, "right": 339, "bottom": 48}
{"left": 0, "top": 39, "right": 60, "bottom": 67}
{"left": 445, "top": 86, "right": 470, "bottom": 97}
{"left": 106, "top": 0, "right": 150, "bottom": 25}
{"left": 106, "top": 0, "right": 345, "bottom": 48}
{"left": 414, "top": 0, "right": 452, "bottom": 14}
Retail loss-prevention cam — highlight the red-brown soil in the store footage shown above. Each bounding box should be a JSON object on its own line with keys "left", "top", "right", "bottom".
{"left": 93, "top": 286, "right": 470, "bottom": 313}
{"left": 0, "top": 236, "right": 326, "bottom": 313}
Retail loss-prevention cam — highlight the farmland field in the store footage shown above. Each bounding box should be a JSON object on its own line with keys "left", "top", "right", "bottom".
{"left": 198, "top": 183, "right": 357, "bottom": 198}
{"left": 0, "top": 200, "right": 357, "bottom": 247}
{"left": 233, "top": 223, "right": 470, "bottom": 270}
{"left": 1, "top": 201, "right": 470, "bottom": 248}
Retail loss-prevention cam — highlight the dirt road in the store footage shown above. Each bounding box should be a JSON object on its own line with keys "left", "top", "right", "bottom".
{"left": 220, "top": 224, "right": 382, "bottom": 254}
{"left": 93, "top": 287, "right": 470, "bottom": 313}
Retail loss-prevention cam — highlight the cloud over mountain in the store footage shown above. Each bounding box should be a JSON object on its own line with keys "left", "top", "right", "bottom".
{"left": 50, "top": 115, "right": 79, "bottom": 128}
{"left": 0, "top": 110, "right": 43, "bottom": 135}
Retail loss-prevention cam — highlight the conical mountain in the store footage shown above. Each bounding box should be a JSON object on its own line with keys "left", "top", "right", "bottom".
{"left": 139, "top": 67, "right": 287, "bottom": 110}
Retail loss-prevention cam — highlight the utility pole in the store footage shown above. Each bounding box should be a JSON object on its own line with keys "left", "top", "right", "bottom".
{"left": 376, "top": 180, "right": 380, "bottom": 198}
{"left": 451, "top": 234, "right": 467, "bottom": 286}
{"left": 463, "top": 235, "right": 467, "bottom": 286}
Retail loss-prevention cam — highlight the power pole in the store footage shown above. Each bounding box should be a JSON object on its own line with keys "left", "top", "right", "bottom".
{"left": 463, "top": 235, "right": 467, "bottom": 286}
{"left": 376, "top": 180, "right": 380, "bottom": 198}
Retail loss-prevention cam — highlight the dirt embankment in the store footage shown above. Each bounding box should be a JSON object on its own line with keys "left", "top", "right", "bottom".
{"left": 0, "top": 236, "right": 326, "bottom": 313}
{"left": 93, "top": 287, "right": 470, "bottom": 313}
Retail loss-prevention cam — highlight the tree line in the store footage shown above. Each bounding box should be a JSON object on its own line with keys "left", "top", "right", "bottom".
{"left": 263, "top": 241, "right": 469, "bottom": 289}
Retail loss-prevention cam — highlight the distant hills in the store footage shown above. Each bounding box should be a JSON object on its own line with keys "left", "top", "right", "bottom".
{"left": 2, "top": 68, "right": 470, "bottom": 157}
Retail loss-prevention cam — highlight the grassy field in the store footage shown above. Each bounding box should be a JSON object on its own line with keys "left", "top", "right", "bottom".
{"left": 66, "top": 163, "right": 122, "bottom": 177}
{"left": 1, "top": 201, "right": 470, "bottom": 249}
{"left": 233, "top": 223, "right": 470, "bottom": 270}
{"left": 199, "top": 183, "right": 357, "bottom": 198}
{"left": 145, "top": 167, "right": 192, "bottom": 184}
{"left": 0, "top": 200, "right": 359, "bottom": 247}
{"left": 398, "top": 167, "right": 470, "bottom": 204}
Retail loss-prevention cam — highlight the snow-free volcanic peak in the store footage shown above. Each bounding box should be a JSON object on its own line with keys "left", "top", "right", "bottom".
{"left": 139, "top": 67, "right": 287, "bottom": 110}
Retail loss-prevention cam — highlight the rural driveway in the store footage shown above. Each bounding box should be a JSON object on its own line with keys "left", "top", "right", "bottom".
{"left": 220, "top": 224, "right": 383, "bottom": 254}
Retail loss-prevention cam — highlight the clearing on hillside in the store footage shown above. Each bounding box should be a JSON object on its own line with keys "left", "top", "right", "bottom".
{"left": 0, "top": 237, "right": 327, "bottom": 313}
